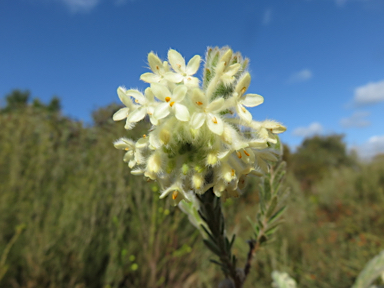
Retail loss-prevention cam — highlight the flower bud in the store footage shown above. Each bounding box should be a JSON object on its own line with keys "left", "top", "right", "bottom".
{"left": 206, "top": 152, "right": 218, "bottom": 166}
{"left": 159, "top": 128, "right": 171, "bottom": 145}
{"left": 147, "top": 152, "right": 162, "bottom": 173}
{"left": 182, "top": 163, "right": 189, "bottom": 175}
{"left": 192, "top": 173, "right": 204, "bottom": 190}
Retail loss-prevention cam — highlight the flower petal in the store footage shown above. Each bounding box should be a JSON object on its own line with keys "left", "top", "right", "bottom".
{"left": 235, "top": 72, "right": 251, "bottom": 95}
{"left": 207, "top": 114, "right": 224, "bottom": 135}
{"left": 153, "top": 102, "right": 170, "bottom": 120}
{"left": 113, "top": 107, "right": 129, "bottom": 121}
{"left": 184, "top": 76, "right": 199, "bottom": 87}
{"left": 144, "top": 87, "right": 155, "bottom": 102}
{"left": 128, "top": 159, "right": 136, "bottom": 168}
{"left": 173, "top": 103, "right": 190, "bottom": 122}
{"left": 185, "top": 55, "right": 201, "bottom": 75}
{"left": 123, "top": 150, "right": 134, "bottom": 162}
{"left": 226, "top": 63, "right": 241, "bottom": 77}
{"left": 140, "top": 73, "right": 161, "bottom": 83}
{"left": 127, "top": 107, "right": 146, "bottom": 123}
{"left": 168, "top": 49, "right": 185, "bottom": 73}
{"left": 249, "top": 139, "right": 268, "bottom": 149}
{"left": 147, "top": 52, "right": 163, "bottom": 74}
{"left": 117, "top": 87, "right": 133, "bottom": 107}
{"left": 136, "top": 137, "right": 149, "bottom": 148}
{"left": 236, "top": 103, "right": 252, "bottom": 123}
{"left": 114, "top": 138, "right": 134, "bottom": 149}
{"left": 126, "top": 89, "right": 146, "bottom": 105}
{"left": 172, "top": 85, "right": 187, "bottom": 102}
{"left": 191, "top": 88, "right": 207, "bottom": 108}
{"left": 242, "top": 94, "right": 264, "bottom": 107}
{"left": 190, "top": 112, "right": 206, "bottom": 129}
{"left": 207, "top": 97, "right": 225, "bottom": 113}
{"left": 150, "top": 83, "right": 171, "bottom": 101}
{"left": 164, "top": 72, "right": 184, "bottom": 83}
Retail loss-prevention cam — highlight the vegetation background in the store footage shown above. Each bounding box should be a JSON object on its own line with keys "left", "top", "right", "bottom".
{"left": 0, "top": 90, "right": 383, "bottom": 288}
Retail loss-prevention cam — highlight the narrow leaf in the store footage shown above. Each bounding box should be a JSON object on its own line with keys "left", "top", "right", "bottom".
{"left": 266, "top": 196, "right": 278, "bottom": 218}
{"left": 268, "top": 206, "right": 286, "bottom": 224}
{"left": 229, "top": 234, "right": 236, "bottom": 249}
{"left": 203, "top": 239, "right": 221, "bottom": 256}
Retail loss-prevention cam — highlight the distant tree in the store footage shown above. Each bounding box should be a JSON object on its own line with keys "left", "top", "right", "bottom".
{"left": 282, "top": 143, "right": 291, "bottom": 164}
{"left": 1, "top": 89, "right": 61, "bottom": 114}
{"left": 291, "top": 134, "right": 355, "bottom": 188}
{"left": 2, "top": 89, "right": 30, "bottom": 112}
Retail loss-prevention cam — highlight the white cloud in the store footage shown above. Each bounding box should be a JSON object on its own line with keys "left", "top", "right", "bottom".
{"left": 354, "top": 135, "right": 384, "bottom": 159}
{"left": 353, "top": 79, "right": 384, "bottom": 106}
{"left": 293, "top": 122, "right": 323, "bottom": 137}
{"left": 340, "top": 111, "right": 370, "bottom": 128}
{"left": 59, "top": 0, "right": 100, "bottom": 12}
{"left": 262, "top": 8, "right": 272, "bottom": 26}
{"left": 287, "top": 69, "right": 312, "bottom": 84}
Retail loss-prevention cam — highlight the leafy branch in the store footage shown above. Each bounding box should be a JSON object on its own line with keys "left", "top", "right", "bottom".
{"left": 194, "top": 161, "right": 289, "bottom": 288}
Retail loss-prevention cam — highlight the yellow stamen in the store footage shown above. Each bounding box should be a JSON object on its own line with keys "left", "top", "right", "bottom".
{"left": 172, "top": 190, "right": 178, "bottom": 200}
{"left": 236, "top": 151, "right": 242, "bottom": 159}
{"left": 170, "top": 101, "right": 175, "bottom": 107}
{"left": 241, "top": 87, "right": 247, "bottom": 94}
{"left": 177, "top": 64, "right": 181, "bottom": 68}
{"left": 143, "top": 134, "right": 147, "bottom": 138}
{"left": 135, "top": 99, "right": 139, "bottom": 103}
{"left": 165, "top": 97, "right": 171, "bottom": 102}
{"left": 212, "top": 116, "right": 218, "bottom": 124}
{"left": 124, "top": 147, "right": 129, "bottom": 151}
{"left": 231, "top": 169, "right": 235, "bottom": 177}
{"left": 241, "top": 106, "right": 246, "bottom": 113}
{"left": 187, "top": 77, "right": 191, "bottom": 81}
{"left": 196, "top": 101, "right": 203, "bottom": 106}
{"left": 243, "top": 149, "right": 250, "bottom": 156}
{"left": 156, "top": 65, "right": 159, "bottom": 70}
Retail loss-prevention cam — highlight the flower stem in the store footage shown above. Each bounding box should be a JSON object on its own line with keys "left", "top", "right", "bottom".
{"left": 197, "top": 189, "right": 243, "bottom": 288}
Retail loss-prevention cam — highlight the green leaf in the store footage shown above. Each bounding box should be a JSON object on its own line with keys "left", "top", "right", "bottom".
{"left": 211, "top": 51, "right": 220, "bottom": 68}
{"left": 266, "top": 196, "right": 278, "bottom": 218}
{"left": 247, "top": 216, "right": 260, "bottom": 236}
{"left": 232, "top": 254, "right": 237, "bottom": 267}
{"left": 265, "top": 224, "right": 280, "bottom": 236}
{"left": 210, "top": 259, "right": 225, "bottom": 268}
{"left": 200, "top": 224, "right": 216, "bottom": 244}
{"left": 259, "top": 235, "right": 268, "bottom": 245}
{"left": 268, "top": 206, "right": 286, "bottom": 224}
{"left": 203, "top": 239, "right": 221, "bottom": 256}
{"left": 229, "top": 234, "right": 236, "bottom": 250}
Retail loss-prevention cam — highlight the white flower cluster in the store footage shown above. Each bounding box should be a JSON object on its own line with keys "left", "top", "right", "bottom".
{"left": 113, "top": 47, "right": 286, "bottom": 204}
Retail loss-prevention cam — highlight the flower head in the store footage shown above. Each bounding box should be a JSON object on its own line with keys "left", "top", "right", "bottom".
{"left": 113, "top": 47, "right": 286, "bottom": 204}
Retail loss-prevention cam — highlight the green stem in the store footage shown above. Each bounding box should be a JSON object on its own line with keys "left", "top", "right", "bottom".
{"left": 197, "top": 189, "right": 242, "bottom": 288}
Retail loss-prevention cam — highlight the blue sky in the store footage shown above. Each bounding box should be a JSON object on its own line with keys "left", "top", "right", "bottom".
{"left": 1, "top": 0, "right": 384, "bottom": 157}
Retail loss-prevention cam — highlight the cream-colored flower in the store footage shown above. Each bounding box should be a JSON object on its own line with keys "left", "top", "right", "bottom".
{"left": 165, "top": 49, "right": 200, "bottom": 87}
{"left": 112, "top": 87, "right": 138, "bottom": 129}
{"left": 251, "top": 120, "right": 287, "bottom": 144}
{"left": 140, "top": 52, "right": 170, "bottom": 84}
{"left": 232, "top": 73, "right": 264, "bottom": 123}
{"left": 113, "top": 47, "right": 286, "bottom": 202}
{"left": 125, "top": 88, "right": 158, "bottom": 125}
{"left": 190, "top": 88, "right": 225, "bottom": 135}
{"left": 151, "top": 83, "right": 190, "bottom": 122}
